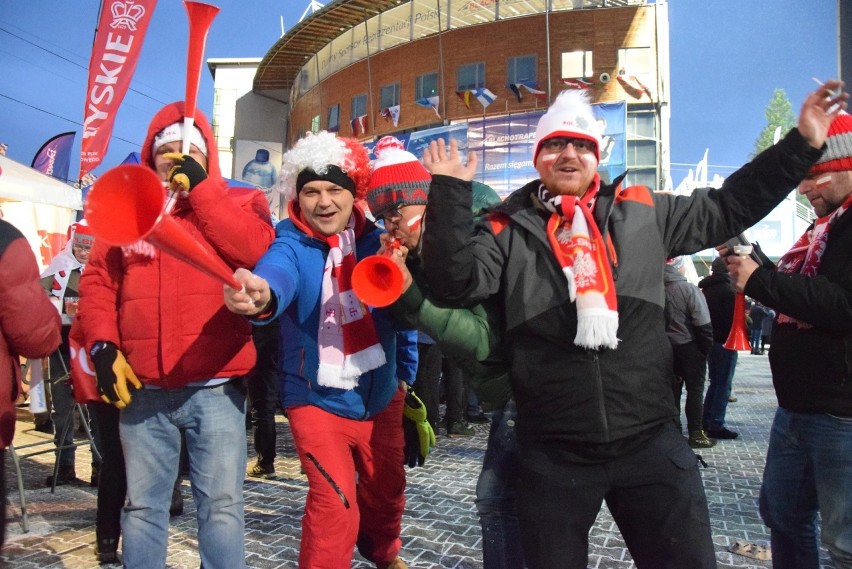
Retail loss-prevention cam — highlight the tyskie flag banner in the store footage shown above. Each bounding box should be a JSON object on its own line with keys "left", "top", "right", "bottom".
{"left": 80, "top": 0, "right": 157, "bottom": 178}
{"left": 31, "top": 131, "right": 75, "bottom": 182}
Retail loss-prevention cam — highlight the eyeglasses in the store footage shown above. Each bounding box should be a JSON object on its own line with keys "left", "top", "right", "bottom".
{"left": 540, "top": 137, "right": 597, "bottom": 155}
{"left": 381, "top": 206, "right": 405, "bottom": 225}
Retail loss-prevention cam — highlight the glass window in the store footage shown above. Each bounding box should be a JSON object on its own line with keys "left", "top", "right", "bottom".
{"left": 627, "top": 110, "right": 657, "bottom": 140}
{"left": 310, "top": 115, "right": 321, "bottom": 134}
{"left": 457, "top": 62, "right": 485, "bottom": 91}
{"left": 449, "top": 0, "right": 495, "bottom": 29}
{"left": 561, "top": 50, "right": 593, "bottom": 79}
{"left": 416, "top": 72, "right": 438, "bottom": 99}
{"left": 327, "top": 104, "right": 340, "bottom": 132}
{"left": 299, "top": 65, "right": 311, "bottom": 96}
{"left": 379, "top": 82, "right": 401, "bottom": 109}
{"left": 351, "top": 94, "right": 367, "bottom": 119}
{"left": 508, "top": 55, "right": 537, "bottom": 86}
{"left": 498, "top": 0, "right": 546, "bottom": 19}
{"left": 412, "top": 0, "right": 445, "bottom": 38}
{"left": 618, "top": 46, "right": 652, "bottom": 75}
{"left": 625, "top": 169, "right": 657, "bottom": 192}
{"left": 626, "top": 140, "right": 657, "bottom": 166}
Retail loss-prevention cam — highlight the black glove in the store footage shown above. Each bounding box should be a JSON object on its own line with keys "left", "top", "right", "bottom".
{"left": 163, "top": 152, "right": 207, "bottom": 192}
{"left": 90, "top": 341, "right": 141, "bottom": 409}
{"left": 402, "top": 389, "right": 435, "bottom": 467}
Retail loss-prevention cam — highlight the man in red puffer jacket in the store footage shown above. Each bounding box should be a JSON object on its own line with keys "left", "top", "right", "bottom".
{"left": 76, "top": 102, "right": 274, "bottom": 569}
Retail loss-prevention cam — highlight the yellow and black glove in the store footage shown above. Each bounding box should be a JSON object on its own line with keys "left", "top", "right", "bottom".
{"left": 402, "top": 389, "right": 436, "bottom": 468}
{"left": 90, "top": 341, "right": 142, "bottom": 409}
{"left": 163, "top": 152, "right": 207, "bottom": 193}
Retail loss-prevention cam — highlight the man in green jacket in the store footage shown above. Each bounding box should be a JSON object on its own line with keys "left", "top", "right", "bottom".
{"left": 366, "top": 136, "right": 526, "bottom": 568}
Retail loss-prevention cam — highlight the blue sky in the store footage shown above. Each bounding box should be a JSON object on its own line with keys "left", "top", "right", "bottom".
{"left": 0, "top": 1, "right": 839, "bottom": 184}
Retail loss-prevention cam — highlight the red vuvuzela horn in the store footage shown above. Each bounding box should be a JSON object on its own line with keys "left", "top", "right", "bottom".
{"left": 351, "top": 241, "right": 404, "bottom": 307}
{"left": 723, "top": 292, "right": 752, "bottom": 351}
{"left": 180, "top": 1, "right": 219, "bottom": 155}
{"left": 84, "top": 165, "right": 241, "bottom": 289}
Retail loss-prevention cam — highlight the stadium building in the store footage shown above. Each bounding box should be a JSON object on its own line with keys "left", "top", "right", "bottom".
{"left": 211, "top": 0, "right": 671, "bottom": 203}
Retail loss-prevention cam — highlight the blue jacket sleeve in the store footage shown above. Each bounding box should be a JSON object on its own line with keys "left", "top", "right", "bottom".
{"left": 395, "top": 329, "right": 418, "bottom": 386}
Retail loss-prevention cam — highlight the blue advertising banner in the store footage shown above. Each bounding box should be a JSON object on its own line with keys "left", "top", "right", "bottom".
{"left": 31, "top": 131, "right": 75, "bottom": 182}
{"left": 594, "top": 102, "right": 627, "bottom": 184}
{"left": 466, "top": 102, "right": 627, "bottom": 197}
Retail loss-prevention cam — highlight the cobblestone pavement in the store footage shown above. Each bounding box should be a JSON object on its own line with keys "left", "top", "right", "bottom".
{"left": 0, "top": 354, "right": 838, "bottom": 568}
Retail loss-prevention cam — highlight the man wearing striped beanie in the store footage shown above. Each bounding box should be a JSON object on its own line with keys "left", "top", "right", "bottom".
{"left": 727, "top": 110, "right": 852, "bottom": 568}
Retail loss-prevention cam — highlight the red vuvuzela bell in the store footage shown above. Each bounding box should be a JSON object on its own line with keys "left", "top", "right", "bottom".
{"left": 351, "top": 241, "right": 405, "bottom": 307}
{"left": 84, "top": 165, "right": 241, "bottom": 289}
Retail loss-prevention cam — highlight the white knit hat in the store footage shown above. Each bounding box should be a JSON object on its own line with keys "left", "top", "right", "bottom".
{"left": 533, "top": 90, "right": 602, "bottom": 163}
{"left": 151, "top": 122, "right": 208, "bottom": 157}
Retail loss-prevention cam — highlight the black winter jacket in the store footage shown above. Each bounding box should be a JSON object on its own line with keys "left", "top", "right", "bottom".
{"left": 745, "top": 207, "right": 852, "bottom": 417}
{"left": 422, "top": 129, "right": 823, "bottom": 455}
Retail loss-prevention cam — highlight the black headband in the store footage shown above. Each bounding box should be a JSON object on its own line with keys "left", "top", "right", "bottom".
{"left": 296, "top": 165, "right": 356, "bottom": 195}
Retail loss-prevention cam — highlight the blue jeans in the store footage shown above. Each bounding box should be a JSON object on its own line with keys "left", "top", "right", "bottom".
{"left": 749, "top": 326, "right": 763, "bottom": 352}
{"left": 120, "top": 382, "right": 247, "bottom": 569}
{"left": 759, "top": 408, "right": 852, "bottom": 569}
{"left": 703, "top": 342, "right": 737, "bottom": 431}
{"left": 476, "top": 399, "right": 526, "bottom": 569}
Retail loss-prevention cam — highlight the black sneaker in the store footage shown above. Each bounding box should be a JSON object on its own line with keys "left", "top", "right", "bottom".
{"left": 466, "top": 412, "right": 490, "bottom": 424}
{"left": 95, "top": 537, "right": 120, "bottom": 564}
{"left": 46, "top": 465, "right": 78, "bottom": 487}
{"left": 447, "top": 421, "right": 475, "bottom": 438}
{"left": 707, "top": 427, "right": 739, "bottom": 440}
{"left": 247, "top": 463, "right": 277, "bottom": 480}
{"left": 33, "top": 420, "right": 54, "bottom": 434}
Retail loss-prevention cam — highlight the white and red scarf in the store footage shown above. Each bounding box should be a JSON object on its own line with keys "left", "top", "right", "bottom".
{"left": 292, "top": 203, "right": 386, "bottom": 389}
{"left": 775, "top": 193, "right": 852, "bottom": 328}
{"left": 538, "top": 182, "right": 619, "bottom": 349}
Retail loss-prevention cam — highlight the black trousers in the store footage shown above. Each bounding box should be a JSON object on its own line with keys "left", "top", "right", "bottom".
{"left": 517, "top": 422, "right": 716, "bottom": 569}
{"left": 413, "top": 343, "right": 443, "bottom": 431}
{"left": 671, "top": 341, "right": 708, "bottom": 433}
{"left": 90, "top": 403, "right": 126, "bottom": 545}
{"left": 246, "top": 321, "right": 281, "bottom": 468}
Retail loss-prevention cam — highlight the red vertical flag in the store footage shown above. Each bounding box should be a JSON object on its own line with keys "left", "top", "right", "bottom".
{"left": 79, "top": 0, "right": 157, "bottom": 178}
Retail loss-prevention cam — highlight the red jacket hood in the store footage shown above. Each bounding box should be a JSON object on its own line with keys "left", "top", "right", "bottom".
{"left": 139, "top": 102, "right": 222, "bottom": 180}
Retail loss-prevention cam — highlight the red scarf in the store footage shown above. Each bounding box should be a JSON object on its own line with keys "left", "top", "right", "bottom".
{"left": 290, "top": 201, "right": 386, "bottom": 389}
{"left": 775, "top": 193, "right": 852, "bottom": 328}
{"left": 541, "top": 180, "right": 619, "bottom": 349}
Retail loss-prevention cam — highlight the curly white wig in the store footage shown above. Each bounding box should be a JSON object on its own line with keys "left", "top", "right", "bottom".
{"left": 275, "top": 131, "right": 370, "bottom": 201}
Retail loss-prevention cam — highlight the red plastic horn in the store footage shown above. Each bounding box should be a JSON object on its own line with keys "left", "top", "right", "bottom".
{"left": 181, "top": 1, "right": 219, "bottom": 154}
{"left": 723, "top": 292, "right": 752, "bottom": 351}
{"left": 84, "top": 165, "right": 241, "bottom": 289}
{"left": 351, "top": 242, "right": 404, "bottom": 308}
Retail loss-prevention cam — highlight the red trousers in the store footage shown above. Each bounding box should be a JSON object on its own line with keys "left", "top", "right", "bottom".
{"left": 287, "top": 390, "right": 406, "bottom": 568}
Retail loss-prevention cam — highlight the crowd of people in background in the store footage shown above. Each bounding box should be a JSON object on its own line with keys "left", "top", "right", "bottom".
{"left": 0, "top": 79, "right": 849, "bottom": 569}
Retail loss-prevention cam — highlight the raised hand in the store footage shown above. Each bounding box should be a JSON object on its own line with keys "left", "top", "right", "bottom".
{"left": 422, "top": 138, "right": 478, "bottom": 181}
{"left": 798, "top": 79, "right": 847, "bottom": 149}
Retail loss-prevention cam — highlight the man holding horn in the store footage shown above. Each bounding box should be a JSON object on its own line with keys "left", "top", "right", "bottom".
{"left": 76, "top": 102, "right": 274, "bottom": 568}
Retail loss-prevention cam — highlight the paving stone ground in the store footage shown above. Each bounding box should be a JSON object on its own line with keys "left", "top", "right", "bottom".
{"left": 0, "top": 354, "right": 838, "bottom": 568}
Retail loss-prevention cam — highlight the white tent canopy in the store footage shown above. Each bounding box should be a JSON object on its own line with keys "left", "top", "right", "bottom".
{"left": 0, "top": 154, "right": 82, "bottom": 272}
{"left": 0, "top": 154, "right": 82, "bottom": 209}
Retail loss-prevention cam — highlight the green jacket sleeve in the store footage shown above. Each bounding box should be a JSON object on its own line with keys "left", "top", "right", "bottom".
{"left": 389, "top": 277, "right": 512, "bottom": 411}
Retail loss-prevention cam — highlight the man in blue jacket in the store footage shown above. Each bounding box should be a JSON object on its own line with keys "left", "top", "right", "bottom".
{"left": 223, "top": 131, "right": 415, "bottom": 569}
{"left": 419, "top": 83, "right": 846, "bottom": 569}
